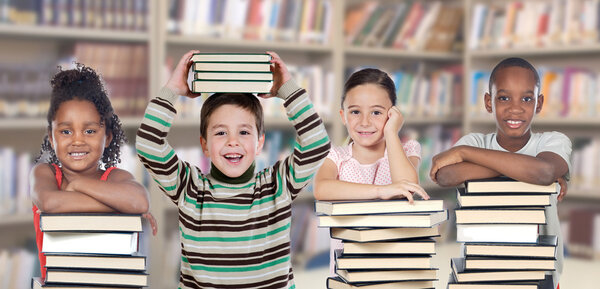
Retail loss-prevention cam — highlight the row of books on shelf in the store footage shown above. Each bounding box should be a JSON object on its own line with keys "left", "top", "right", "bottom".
{"left": 0, "top": 248, "right": 35, "bottom": 289}
{"left": 571, "top": 137, "right": 600, "bottom": 193}
{"left": 0, "top": 64, "right": 52, "bottom": 118}
{"left": 0, "top": 0, "right": 149, "bottom": 31}
{"left": 344, "top": 1, "right": 463, "bottom": 52}
{"left": 469, "top": 0, "right": 600, "bottom": 50}
{"left": 167, "top": 0, "right": 332, "bottom": 44}
{"left": 470, "top": 66, "right": 600, "bottom": 118}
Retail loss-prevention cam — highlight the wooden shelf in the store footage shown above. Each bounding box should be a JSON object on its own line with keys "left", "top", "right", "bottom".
{"left": 166, "top": 35, "right": 333, "bottom": 53}
{"left": 469, "top": 43, "right": 600, "bottom": 58}
{"left": 345, "top": 46, "right": 462, "bottom": 61}
{"left": 0, "top": 24, "right": 149, "bottom": 42}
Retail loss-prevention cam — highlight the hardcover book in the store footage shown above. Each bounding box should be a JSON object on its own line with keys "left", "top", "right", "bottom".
{"left": 42, "top": 231, "right": 139, "bottom": 255}
{"left": 192, "top": 79, "right": 272, "bottom": 93}
{"left": 44, "top": 253, "right": 146, "bottom": 271}
{"left": 465, "top": 177, "right": 558, "bottom": 194}
{"left": 336, "top": 268, "right": 438, "bottom": 283}
{"left": 464, "top": 235, "right": 557, "bottom": 258}
{"left": 456, "top": 224, "right": 539, "bottom": 243}
{"left": 342, "top": 239, "right": 436, "bottom": 255}
{"left": 454, "top": 208, "right": 546, "bottom": 224}
{"left": 40, "top": 213, "right": 143, "bottom": 232}
{"left": 45, "top": 269, "right": 148, "bottom": 287}
{"left": 456, "top": 187, "right": 551, "bottom": 207}
{"left": 315, "top": 199, "right": 444, "bottom": 215}
{"left": 330, "top": 227, "right": 439, "bottom": 242}
{"left": 451, "top": 258, "right": 546, "bottom": 282}
{"left": 326, "top": 276, "right": 434, "bottom": 289}
{"left": 318, "top": 210, "right": 447, "bottom": 228}
{"left": 190, "top": 53, "right": 271, "bottom": 62}
{"left": 334, "top": 249, "right": 432, "bottom": 270}
{"left": 32, "top": 277, "right": 142, "bottom": 289}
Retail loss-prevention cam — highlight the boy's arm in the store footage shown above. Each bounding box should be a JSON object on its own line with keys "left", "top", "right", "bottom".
{"left": 434, "top": 161, "right": 501, "bottom": 187}
{"left": 277, "top": 79, "right": 331, "bottom": 199}
{"left": 432, "top": 146, "right": 569, "bottom": 186}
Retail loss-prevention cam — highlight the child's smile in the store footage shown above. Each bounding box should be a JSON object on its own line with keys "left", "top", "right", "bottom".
{"left": 341, "top": 84, "right": 392, "bottom": 149}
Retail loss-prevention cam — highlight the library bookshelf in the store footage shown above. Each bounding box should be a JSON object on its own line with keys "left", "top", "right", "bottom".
{"left": 1, "top": 0, "right": 600, "bottom": 288}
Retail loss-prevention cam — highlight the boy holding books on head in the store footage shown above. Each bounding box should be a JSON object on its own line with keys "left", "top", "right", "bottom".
{"left": 429, "top": 57, "right": 571, "bottom": 289}
{"left": 136, "top": 50, "right": 330, "bottom": 288}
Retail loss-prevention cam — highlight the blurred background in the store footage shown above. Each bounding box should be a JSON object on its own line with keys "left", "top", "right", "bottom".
{"left": 1, "top": 0, "right": 599, "bottom": 288}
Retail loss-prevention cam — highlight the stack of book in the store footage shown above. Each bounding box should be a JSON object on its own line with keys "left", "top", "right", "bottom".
{"left": 316, "top": 199, "right": 447, "bottom": 288}
{"left": 190, "top": 53, "right": 273, "bottom": 94}
{"left": 31, "top": 213, "right": 148, "bottom": 289}
{"left": 448, "top": 177, "right": 559, "bottom": 289}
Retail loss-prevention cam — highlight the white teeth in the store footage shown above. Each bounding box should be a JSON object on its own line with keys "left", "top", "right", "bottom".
{"left": 507, "top": 120, "right": 522, "bottom": 125}
{"left": 224, "top": 154, "right": 242, "bottom": 158}
{"left": 70, "top": 152, "right": 86, "bottom": 157}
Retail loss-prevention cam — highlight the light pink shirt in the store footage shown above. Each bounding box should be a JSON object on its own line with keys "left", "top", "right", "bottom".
{"left": 327, "top": 140, "right": 421, "bottom": 274}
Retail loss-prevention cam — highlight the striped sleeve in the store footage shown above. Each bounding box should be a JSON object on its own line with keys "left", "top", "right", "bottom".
{"left": 135, "top": 87, "right": 190, "bottom": 205}
{"left": 276, "top": 80, "right": 331, "bottom": 200}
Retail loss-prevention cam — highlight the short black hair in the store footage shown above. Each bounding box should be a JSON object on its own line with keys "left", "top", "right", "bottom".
{"left": 488, "top": 57, "right": 540, "bottom": 94}
{"left": 36, "top": 64, "right": 126, "bottom": 168}
{"left": 200, "top": 93, "right": 264, "bottom": 139}
{"left": 342, "top": 68, "right": 396, "bottom": 109}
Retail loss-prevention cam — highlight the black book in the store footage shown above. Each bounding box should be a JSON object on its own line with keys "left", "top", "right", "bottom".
{"left": 447, "top": 272, "right": 553, "bottom": 289}
{"left": 31, "top": 277, "right": 142, "bottom": 289}
{"left": 451, "top": 258, "right": 546, "bottom": 283}
{"left": 45, "top": 268, "right": 148, "bottom": 287}
{"left": 326, "top": 276, "right": 434, "bottom": 289}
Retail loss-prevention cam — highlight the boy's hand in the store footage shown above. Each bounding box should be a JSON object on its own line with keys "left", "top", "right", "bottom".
{"left": 557, "top": 177, "right": 568, "bottom": 201}
{"left": 384, "top": 106, "right": 404, "bottom": 138}
{"left": 378, "top": 181, "right": 430, "bottom": 204}
{"left": 430, "top": 146, "right": 465, "bottom": 183}
{"left": 259, "top": 51, "right": 291, "bottom": 98}
{"left": 165, "top": 50, "right": 202, "bottom": 98}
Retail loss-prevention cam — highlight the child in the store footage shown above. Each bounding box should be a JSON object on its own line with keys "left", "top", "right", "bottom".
{"left": 30, "top": 64, "right": 157, "bottom": 279}
{"left": 136, "top": 50, "right": 330, "bottom": 288}
{"left": 430, "top": 57, "right": 571, "bottom": 289}
{"left": 313, "top": 68, "right": 429, "bottom": 274}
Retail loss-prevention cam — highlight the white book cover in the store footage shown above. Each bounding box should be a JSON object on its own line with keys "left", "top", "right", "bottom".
{"left": 42, "top": 232, "right": 139, "bottom": 255}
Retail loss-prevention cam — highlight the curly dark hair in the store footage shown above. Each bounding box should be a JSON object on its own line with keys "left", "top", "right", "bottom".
{"left": 36, "top": 63, "right": 126, "bottom": 168}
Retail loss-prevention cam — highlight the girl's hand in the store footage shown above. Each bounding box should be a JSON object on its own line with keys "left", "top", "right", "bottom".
{"left": 165, "top": 50, "right": 202, "bottom": 98}
{"left": 557, "top": 176, "right": 568, "bottom": 201}
{"left": 384, "top": 106, "right": 404, "bottom": 138}
{"left": 259, "top": 51, "right": 291, "bottom": 98}
{"left": 142, "top": 212, "right": 158, "bottom": 236}
{"left": 429, "top": 146, "right": 465, "bottom": 183}
{"left": 378, "top": 181, "right": 429, "bottom": 203}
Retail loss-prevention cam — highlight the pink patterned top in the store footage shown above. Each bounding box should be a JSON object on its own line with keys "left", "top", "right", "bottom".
{"left": 326, "top": 140, "right": 421, "bottom": 274}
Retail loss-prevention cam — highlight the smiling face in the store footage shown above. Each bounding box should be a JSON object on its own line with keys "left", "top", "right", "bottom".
{"left": 485, "top": 66, "right": 544, "bottom": 149}
{"left": 200, "top": 104, "right": 265, "bottom": 178}
{"left": 49, "top": 99, "right": 112, "bottom": 176}
{"left": 340, "top": 83, "right": 393, "bottom": 150}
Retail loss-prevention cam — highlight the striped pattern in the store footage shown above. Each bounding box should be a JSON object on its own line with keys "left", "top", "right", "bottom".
{"left": 136, "top": 81, "right": 330, "bottom": 289}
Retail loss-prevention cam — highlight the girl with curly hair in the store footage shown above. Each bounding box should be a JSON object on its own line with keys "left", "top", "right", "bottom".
{"left": 30, "top": 64, "right": 156, "bottom": 279}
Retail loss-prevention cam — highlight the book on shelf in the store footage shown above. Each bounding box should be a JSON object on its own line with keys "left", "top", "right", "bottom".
{"left": 423, "top": 5, "right": 462, "bottom": 52}
{"left": 464, "top": 235, "right": 557, "bottom": 258}
{"left": 44, "top": 253, "right": 146, "bottom": 271}
{"left": 465, "top": 177, "right": 558, "bottom": 194}
{"left": 451, "top": 258, "right": 547, "bottom": 283}
{"left": 447, "top": 272, "right": 554, "bottom": 289}
{"left": 315, "top": 199, "right": 444, "bottom": 216}
{"left": 45, "top": 268, "right": 148, "bottom": 287}
{"left": 342, "top": 239, "right": 436, "bottom": 255}
{"left": 335, "top": 268, "right": 437, "bottom": 283}
{"left": 454, "top": 208, "right": 546, "bottom": 224}
{"left": 326, "top": 276, "right": 434, "bottom": 289}
{"left": 464, "top": 257, "right": 555, "bottom": 271}
{"left": 334, "top": 249, "right": 432, "bottom": 270}
{"left": 192, "top": 62, "right": 271, "bottom": 72}
{"left": 191, "top": 79, "right": 272, "bottom": 93}
{"left": 568, "top": 208, "right": 600, "bottom": 259}
{"left": 330, "top": 226, "right": 439, "bottom": 243}
{"left": 456, "top": 224, "right": 539, "bottom": 243}
{"left": 42, "top": 231, "right": 139, "bottom": 255}
{"left": 456, "top": 188, "right": 551, "bottom": 207}
{"left": 32, "top": 277, "right": 142, "bottom": 289}
{"left": 194, "top": 71, "right": 273, "bottom": 81}
{"left": 40, "top": 213, "right": 143, "bottom": 232}
{"left": 191, "top": 53, "right": 271, "bottom": 62}
{"left": 318, "top": 210, "right": 447, "bottom": 228}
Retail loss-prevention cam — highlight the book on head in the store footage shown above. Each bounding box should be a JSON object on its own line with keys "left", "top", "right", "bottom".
{"left": 315, "top": 199, "right": 444, "bottom": 215}
{"left": 194, "top": 71, "right": 273, "bottom": 81}
{"left": 40, "top": 213, "right": 143, "bottom": 232}
{"left": 192, "top": 79, "right": 272, "bottom": 93}
{"left": 192, "top": 62, "right": 271, "bottom": 72}
{"left": 330, "top": 226, "right": 439, "bottom": 242}
{"left": 191, "top": 53, "right": 271, "bottom": 62}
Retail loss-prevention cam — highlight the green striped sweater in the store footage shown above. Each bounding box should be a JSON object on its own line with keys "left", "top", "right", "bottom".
{"left": 136, "top": 80, "right": 330, "bottom": 289}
